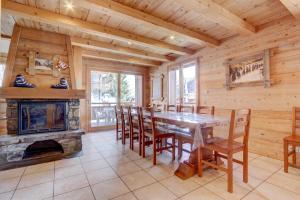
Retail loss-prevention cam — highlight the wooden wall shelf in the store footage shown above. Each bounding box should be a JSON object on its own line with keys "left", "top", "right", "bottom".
{"left": 0, "top": 87, "right": 86, "bottom": 99}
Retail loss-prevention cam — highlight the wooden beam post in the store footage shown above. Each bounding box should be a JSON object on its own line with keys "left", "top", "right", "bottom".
{"left": 279, "top": 0, "right": 300, "bottom": 20}
{"left": 3, "top": 24, "right": 21, "bottom": 87}
{"left": 66, "top": 36, "right": 76, "bottom": 89}
{"left": 2, "top": 1, "right": 194, "bottom": 55}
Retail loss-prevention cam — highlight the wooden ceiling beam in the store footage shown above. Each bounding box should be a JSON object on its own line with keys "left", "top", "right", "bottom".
{"left": 82, "top": 50, "right": 161, "bottom": 67}
{"left": 71, "top": 36, "right": 171, "bottom": 62}
{"left": 2, "top": 1, "right": 193, "bottom": 55}
{"left": 173, "top": 0, "right": 256, "bottom": 35}
{"left": 74, "top": 0, "right": 220, "bottom": 46}
{"left": 279, "top": 0, "right": 300, "bottom": 20}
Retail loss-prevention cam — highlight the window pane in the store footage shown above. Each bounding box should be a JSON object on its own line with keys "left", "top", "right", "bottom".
{"left": 182, "top": 65, "right": 196, "bottom": 104}
{"left": 120, "top": 74, "right": 136, "bottom": 105}
{"left": 0, "top": 64, "right": 5, "bottom": 87}
{"left": 169, "top": 69, "right": 180, "bottom": 105}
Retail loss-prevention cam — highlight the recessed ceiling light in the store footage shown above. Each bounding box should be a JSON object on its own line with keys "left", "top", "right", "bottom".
{"left": 170, "top": 35, "right": 175, "bottom": 40}
{"left": 65, "top": 2, "right": 74, "bottom": 9}
{"left": 127, "top": 41, "right": 132, "bottom": 45}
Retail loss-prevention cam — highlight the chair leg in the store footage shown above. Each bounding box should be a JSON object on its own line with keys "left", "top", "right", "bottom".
{"left": 160, "top": 139, "right": 163, "bottom": 154}
{"left": 116, "top": 124, "right": 119, "bottom": 140}
{"left": 243, "top": 148, "right": 248, "bottom": 183}
{"left": 227, "top": 153, "right": 233, "bottom": 193}
{"left": 139, "top": 132, "right": 142, "bottom": 156}
{"left": 153, "top": 138, "right": 157, "bottom": 165}
{"left": 122, "top": 127, "right": 125, "bottom": 145}
{"left": 214, "top": 151, "right": 218, "bottom": 165}
{"left": 178, "top": 140, "right": 182, "bottom": 159}
{"left": 142, "top": 134, "right": 146, "bottom": 158}
{"left": 284, "top": 140, "right": 289, "bottom": 173}
{"left": 197, "top": 147, "right": 203, "bottom": 177}
{"left": 172, "top": 136, "right": 175, "bottom": 161}
{"left": 292, "top": 145, "right": 297, "bottom": 165}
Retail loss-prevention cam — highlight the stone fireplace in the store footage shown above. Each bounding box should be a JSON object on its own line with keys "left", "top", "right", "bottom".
{"left": 0, "top": 98, "right": 84, "bottom": 169}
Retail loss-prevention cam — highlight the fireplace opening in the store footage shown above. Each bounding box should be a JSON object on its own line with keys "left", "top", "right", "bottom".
{"left": 18, "top": 101, "right": 67, "bottom": 135}
{"left": 23, "top": 140, "right": 64, "bottom": 159}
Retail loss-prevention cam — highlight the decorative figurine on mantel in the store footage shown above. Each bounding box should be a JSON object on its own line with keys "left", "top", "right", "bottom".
{"left": 51, "top": 78, "right": 69, "bottom": 89}
{"left": 13, "top": 74, "right": 36, "bottom": 88}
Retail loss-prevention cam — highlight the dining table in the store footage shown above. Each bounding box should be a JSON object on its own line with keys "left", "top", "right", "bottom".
{"left": 139, "top": 110, "right": 229, "bottom": 179}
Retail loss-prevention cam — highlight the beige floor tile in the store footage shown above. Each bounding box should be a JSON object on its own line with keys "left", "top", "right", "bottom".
{"left": 101, "top": 149, "right": 123, "bottom": 158}
{"left": 55, "top": 164, "right": 84, "bottom": 179}
{"left": 53, "top": 187, "right": 95, "bottom": 200}
{"left": 121, "top": 171, "right": 156, "bottom": 190}
{"left": 54, "top": 174, "right": 89, "bottom": 195}
{"left": 205, "top": 176, "right": 252, "bottom": 200}
{"left": 133, "top": 183, "right": 177, "bottom": 200}
{"left": 191, "top": 168, "right": 225, "bottom": 185}
{"left": 0, "top": 192, "right": 14, "bottom": 200}
{"left": 111, "top": 192, "right": 137, "bottom": 200}
{"left": 134, "top": 158, "right": 153, "bottom": 169}
{"left": 112, "top": 162, "right": 141, "bottom": 176}
{"left": 180, "top": 187, "right": 224, "bottom": 200}
{"left": 266, "top": 171, "right": 300, "bottom": 194}
{"left": 12, "top": 182, "right": 53, "bottom": 200}
{"left": 86, "top": 167, "right": 118, "bottom": 185}
{"left": 145, "top": 165, "right": 174, "bottom": 181}
{"left": 55, "top": 157, "right": 81, "bottom": 169}
{"left": 160, "top": 176, "right": 200, "bottom": 197}
{"left": 106, "top": 155, "right": 131, "bottom": 166}
{"left": 18, "top": 170, "right": 54, "bottom": 189}
{"left": 24, "top": 162, "right": 54, "bottom": 175}
{"left": 82, "top": 159, "right": 110, "bottom": 173}
{"left": 91, "top": 178, "right": 130, "bottom": 200}
{"left": 250, "top": 157, "right": 282, "bottom": 172}
{"left": 80, "top": 152, "right": 103, "bottom": 163}
{"left": 248, "top": 182, "right": 300, "bottom": 200}
{"left": 236, "top": 164, "right": 273, "bottom": 181}
{"left": 126, "top": 151, "right": 142, "bottom": 161}
{"left": 233, "top": 170, "right": 263, "bottom": 188}
{"left": 0, "top": 177, "right": 20, "bottom": 193}
{"left": 0, "top": 168, "right": 25, "bottom": 180}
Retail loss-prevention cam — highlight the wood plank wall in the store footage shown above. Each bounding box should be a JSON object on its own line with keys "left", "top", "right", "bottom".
{"left": 8, "top": 27, "right": 72, "bottom": 88}
{"left": 155, "top": 16, "right": 300, "bottom": 160}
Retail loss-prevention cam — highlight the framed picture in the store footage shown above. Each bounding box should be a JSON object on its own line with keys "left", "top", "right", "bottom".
{"left": 34, "top": 58, "right": 53, "bottom": 70}
{"left": 151, "top": 74, "right": 164, "bottom": 101}
{"left": 225, "top": 49, "right": 271, "bottom": 89}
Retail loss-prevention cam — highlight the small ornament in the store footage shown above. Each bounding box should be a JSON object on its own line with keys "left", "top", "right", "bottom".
{"left": 51, "top": 78, "right": 69, "bottom": 89}
{"left": 55, "top": 59, "right": 69, "bottom": 71}
{"left": 13, "top": 74, "right": 36, "bottom": 88}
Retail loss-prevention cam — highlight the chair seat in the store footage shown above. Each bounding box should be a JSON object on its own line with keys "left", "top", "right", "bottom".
{"left": 284, "top": 135, "right": 300, "bottom": 143}
{"left": 204, "top": 137, "right": 244, "bottom": 154}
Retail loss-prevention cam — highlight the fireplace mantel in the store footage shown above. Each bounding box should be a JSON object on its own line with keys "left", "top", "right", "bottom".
{"left": 0, "top": 87, "right": 86, "bottom": 99}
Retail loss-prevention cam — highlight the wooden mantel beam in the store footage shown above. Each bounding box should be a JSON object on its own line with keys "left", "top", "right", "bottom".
{"left": 173, "top": 0, "right": 256, "bottom": 35}
{"left": 2, "top": 0, "right": 193, "bottom": 55}
{"left": 279, "top": 0, "right": 300, "bottom": 20}
{"left": 74, "top": 0, "right": 220, "bottom": 46}
{"left": 71, "top": 36, "right": 171, "bottom": 62}
{"left": 82, "top": 50, "right": 161, "bottom": 67}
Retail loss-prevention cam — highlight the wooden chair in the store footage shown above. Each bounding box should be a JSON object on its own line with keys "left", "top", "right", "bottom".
{"left": 284, "top": 107, "right": 300, "bottom": 173}
{"left": 120, "top": 106, "right": 131, "bottom": 145}
{"left": 129, "top": 106, "right": 142, "bottom": 155}
{"left": 166, "top": 104, "right": 177, "bottom": 112}
{"left": 178, "top": 105, "right": 194, "bottom": 113}
{"left": 114, "top": 105, "right": 123, "bottom": 141}
{"left": 140, "top": 107, "right": 176, "bottom": 165}
{"left": 140, "top": 107, "right": 154, "bottom": 158}
{"left": 198, "top": 109, "right": 251, "bottom": 193}
{"left": 196, "top": 106, "right": 215, "bottom": 115}
{"left": 153, "top": 103, "right": 165, "bottom": 112}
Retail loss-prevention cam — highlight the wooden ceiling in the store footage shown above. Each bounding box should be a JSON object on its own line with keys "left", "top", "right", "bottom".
{"left": 0, "top": 0, "right": 295, "bottom": 67}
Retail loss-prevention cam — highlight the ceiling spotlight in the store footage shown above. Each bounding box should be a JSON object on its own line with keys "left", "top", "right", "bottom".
{"left": 65, "top": 2, "right": 74, "bottom": 9}
{"left": 170, "top": 35, "right": 175, "bottom": 40}
{"left": 127, "top": 41, "right": 132, "bottom": 45}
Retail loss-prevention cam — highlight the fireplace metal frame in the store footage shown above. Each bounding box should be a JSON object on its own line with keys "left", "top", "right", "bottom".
{"left": 18, "top": 101, "right": 68, "bottom": 135}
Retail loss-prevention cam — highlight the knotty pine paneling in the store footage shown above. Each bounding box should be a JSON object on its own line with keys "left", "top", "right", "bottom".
{"left": 154, "top": 16, "right": 300, "bottom": 160}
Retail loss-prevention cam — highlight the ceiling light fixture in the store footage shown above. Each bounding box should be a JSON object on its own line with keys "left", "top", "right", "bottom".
{"left": 65, "top": 2, "right": 74, "bottom": 10}
{"left": 127, "top": 41, "right": 132, "bottom": 45}
{"left": 170, "top": 35, "right": 175, "bottom": 40}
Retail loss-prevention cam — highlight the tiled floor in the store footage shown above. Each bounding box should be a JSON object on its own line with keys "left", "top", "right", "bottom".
{"left": 1, "top": 130, "right": 300, "bottom": 200}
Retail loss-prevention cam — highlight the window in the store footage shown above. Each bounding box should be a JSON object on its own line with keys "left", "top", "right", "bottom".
{"left": 90, "top": 71, "right": 143, "bottom": 128}
{"left": 0, "top": 64, "right": 5, "bottom": 87}
{"left": 169, "top": 61, "right": 197, "bottom": 105}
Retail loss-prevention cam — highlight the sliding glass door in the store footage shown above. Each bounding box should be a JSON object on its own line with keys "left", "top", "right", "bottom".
{"left": 169, "top": 61, "right": 197, "bottom": 106}
{"left": 89, "top": 70, "right": 143, "bottom": 130}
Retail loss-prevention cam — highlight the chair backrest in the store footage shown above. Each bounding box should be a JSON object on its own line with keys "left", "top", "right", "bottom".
{"left": 153, "top": 104, "right": 165, "bottom": 112}
{"left": 228, "top": 109, "right": 251, "bottom": 146}
{"left": 129, "top": 106, "right": 141, "bottom": 131}
{"left": 178, "top": 105, "right": 194, "bottom": 113}
{"left": 140, "top": 107, "right": 154, "bottom": 136}
{"left": 196, "top": 106, "right": 215, "bottom": 115}
{"left": 115, "top": 105, "right": 122, "bottom": 124}
{"left": 292, "top": 107, "right": 300, "bottom": 136}
{"left": 120, "top": 106, "right": 130, "bottom": 126}
{"left": 167, "top": 105, "right": 177, "bottom": 112}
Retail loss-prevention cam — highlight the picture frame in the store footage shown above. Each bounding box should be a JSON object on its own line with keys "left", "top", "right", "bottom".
{"left": 225, "top": 49, "right": 271, "bottom": 90}
{"left": 151, "top": 74, "right": 164, "bottom": 101}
